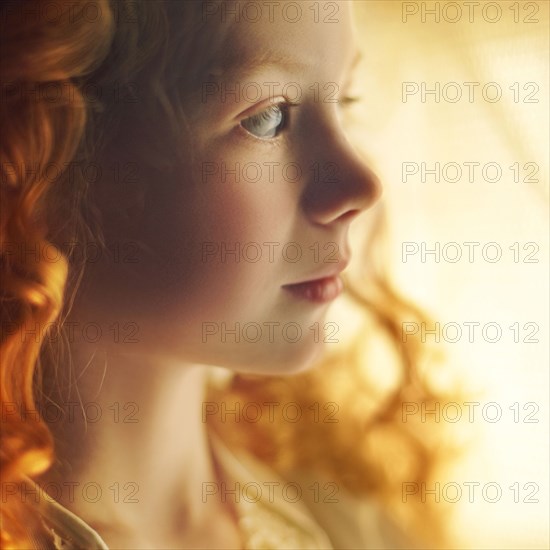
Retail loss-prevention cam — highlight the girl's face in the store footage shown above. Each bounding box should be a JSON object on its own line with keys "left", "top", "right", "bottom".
{"left": 85, "top": 0, "right": 381, "bottom": 374}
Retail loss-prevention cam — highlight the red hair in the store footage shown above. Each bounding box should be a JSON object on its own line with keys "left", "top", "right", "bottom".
{"left": 0, "top": 1, "right": 113, "bottom": 546}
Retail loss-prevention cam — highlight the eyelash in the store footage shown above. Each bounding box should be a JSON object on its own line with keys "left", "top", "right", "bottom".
{"left": 238, "top": 100, "right": 296, "bottom": 143}
{"left": 237, "top": 96, "right": 360, "bottom": 144}
{"left": 339, "top": 96, "right": 360, "bottom": 106}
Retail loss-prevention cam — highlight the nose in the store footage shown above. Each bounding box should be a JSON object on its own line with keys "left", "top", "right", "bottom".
{"left": 301, "top": 122, "right": 382, "bottom": 226}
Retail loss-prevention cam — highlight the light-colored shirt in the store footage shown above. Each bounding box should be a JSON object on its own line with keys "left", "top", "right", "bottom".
{"left": 29, "top": 435, "right": 409, "bottom": 549}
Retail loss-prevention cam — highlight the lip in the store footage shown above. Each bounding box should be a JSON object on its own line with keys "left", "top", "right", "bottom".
{"left": 282, "top": 257, "right": 349, "bottom": 304}
{"left": 284, "top": 256, "right": 350, "bottom": 287}
{"left": 282, "top": 275, "right": 344, "bottom": 303}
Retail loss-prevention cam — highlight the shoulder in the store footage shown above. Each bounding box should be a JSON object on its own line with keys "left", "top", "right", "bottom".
{"left": 289, "top": 468, "right": 415, "bottom": 549}
{"left": 26, "top": 481, "right": 109, "bottom": 550}
{"left": 210, "top": 433, "right": 414, "bottom": 549}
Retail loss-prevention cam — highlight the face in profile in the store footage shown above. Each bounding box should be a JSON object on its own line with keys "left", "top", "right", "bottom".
{"left": 80, "top": 0, "right": 381, "bottom": 374}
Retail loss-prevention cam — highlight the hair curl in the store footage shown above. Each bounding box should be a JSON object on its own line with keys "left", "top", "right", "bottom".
{"left": 0, "top": 1, "right": 113, "bottom": 546}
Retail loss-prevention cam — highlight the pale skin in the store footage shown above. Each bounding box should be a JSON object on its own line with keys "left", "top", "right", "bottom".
{"left": 42, "top": 2, "right": 381, "bottom": 548}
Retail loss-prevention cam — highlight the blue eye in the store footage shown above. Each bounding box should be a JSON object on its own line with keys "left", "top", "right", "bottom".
{"left": 240, "top": 103, "right": 289, "bottom": 139}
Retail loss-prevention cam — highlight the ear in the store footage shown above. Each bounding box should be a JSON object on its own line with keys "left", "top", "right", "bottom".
{"left": 94, "top": 159, "right": 148, "bottom": 241}
{"left": 121, "top": 178, "right": 147, "bottom": 234}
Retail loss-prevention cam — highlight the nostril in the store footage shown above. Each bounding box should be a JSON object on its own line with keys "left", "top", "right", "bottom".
{"left": 338, "top": 209, "right": 362, "bottom": 224}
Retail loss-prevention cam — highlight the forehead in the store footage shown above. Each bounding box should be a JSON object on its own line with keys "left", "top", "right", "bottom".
{"left": 206, "top": 0, "right": 355, "bottom": 79}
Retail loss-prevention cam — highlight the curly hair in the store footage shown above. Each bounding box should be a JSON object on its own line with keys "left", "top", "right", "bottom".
{"left": 1, "top": 1, "right": 457, "bottom": 547}
{"left": 0, "top": 1, "right": 114, "bottom": 546}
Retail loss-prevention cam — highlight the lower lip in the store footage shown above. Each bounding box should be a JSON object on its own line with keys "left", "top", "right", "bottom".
{"left": 283, "top": 276, "right": 344, "bottom": 304}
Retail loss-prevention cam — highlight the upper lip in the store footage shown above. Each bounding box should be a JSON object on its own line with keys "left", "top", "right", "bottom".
{"left": 283, "top": 256, "right": 350, "bottom": 287}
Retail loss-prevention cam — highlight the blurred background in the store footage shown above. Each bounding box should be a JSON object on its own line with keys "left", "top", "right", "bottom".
{"left": 343, "top": 1, "right": 548, "bottom": 548}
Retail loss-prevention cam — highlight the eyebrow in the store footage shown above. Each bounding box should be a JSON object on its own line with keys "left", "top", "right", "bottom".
{"left": 207, "top": 50, "right": 312, "bottom": 80}
{"left": 208, "top": 48, "right": 362, "bottom": 82}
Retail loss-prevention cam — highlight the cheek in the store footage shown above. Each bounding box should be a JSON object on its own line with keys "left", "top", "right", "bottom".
{"left": 105, "top": 139, "right": 326, "bottom": 371}
{"left": 148, "top": 156, "right": 294, "bottom": 318}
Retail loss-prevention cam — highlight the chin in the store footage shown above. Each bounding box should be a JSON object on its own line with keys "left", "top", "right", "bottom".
{"left": 225, "top": 339, "right": 328, "bottom": 376}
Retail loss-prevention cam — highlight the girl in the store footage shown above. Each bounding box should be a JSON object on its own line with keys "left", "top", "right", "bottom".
{"left": 1, "top": 1, "right": 449, "bottom": 548}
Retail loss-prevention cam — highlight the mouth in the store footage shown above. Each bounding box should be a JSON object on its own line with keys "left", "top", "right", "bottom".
{"left": 282, "top": 251, "right": 349, "bottom": 304}
{"left": 282, "top": 275, "right": 344, "bottom": 303}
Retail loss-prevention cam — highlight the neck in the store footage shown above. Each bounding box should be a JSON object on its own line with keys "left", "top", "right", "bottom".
{"left": 41, "top": 348, "right": 237, "bottom": 546}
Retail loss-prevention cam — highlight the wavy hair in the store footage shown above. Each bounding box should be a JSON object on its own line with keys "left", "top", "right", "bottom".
{"left": 1, "top": 1, "right": 457, "bottom": 547}
{"left": 0, "top": 1, "right": 113, "bottom": 546}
